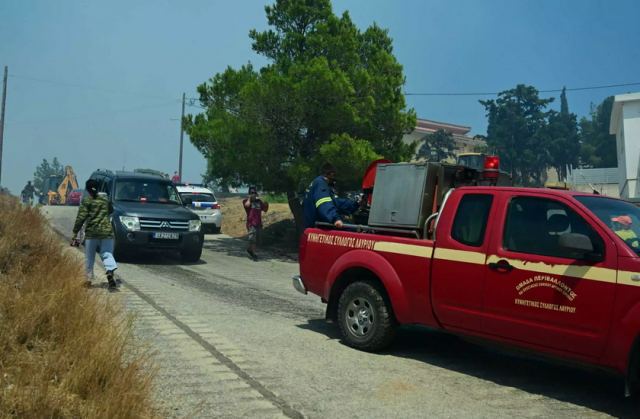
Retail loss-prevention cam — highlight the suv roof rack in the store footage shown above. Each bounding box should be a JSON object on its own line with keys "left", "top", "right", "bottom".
{"left": 133, "top": 168, "right": 169, "bottom": 178}
{"left": 93, "top": 168, "right": 114, "bottom": 175}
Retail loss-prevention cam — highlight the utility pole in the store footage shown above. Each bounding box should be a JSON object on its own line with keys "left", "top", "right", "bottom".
{"left": 0, "top": 66, "right": 7, "bottom": 187}
{"left": 178, "top": 92, "right": 185, "bottom": 181}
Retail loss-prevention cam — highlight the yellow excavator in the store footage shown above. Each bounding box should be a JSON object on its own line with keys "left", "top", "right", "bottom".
{"left": 46, "top": 165, "right": 79, "bottom": 205}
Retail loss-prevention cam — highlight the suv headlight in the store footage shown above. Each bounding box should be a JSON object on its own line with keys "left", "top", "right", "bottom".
{"left": 119, "top": 216, "right": 140, "bottom": 231}
{"left": 189, "top": 219, "right": 201, "bottom": 232}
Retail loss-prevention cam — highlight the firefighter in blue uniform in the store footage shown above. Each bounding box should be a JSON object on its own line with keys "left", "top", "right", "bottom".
{"left": 303, "top": 163, "right": 360, "bottom": 229}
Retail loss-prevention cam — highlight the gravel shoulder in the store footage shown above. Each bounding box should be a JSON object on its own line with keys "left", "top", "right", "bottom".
{"left": 43, "top": 205, "right": 635, "bottom": 418}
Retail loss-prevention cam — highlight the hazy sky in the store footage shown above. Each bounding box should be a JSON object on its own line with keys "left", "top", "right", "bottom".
{"left": 1, "top": 0, "right": 639, "bottom": 194}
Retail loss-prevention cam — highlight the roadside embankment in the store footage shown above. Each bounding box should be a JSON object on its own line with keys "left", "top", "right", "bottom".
{"left": 0, "top": 195, "right": 157, "bottom": 418}
{"left": 218, "top": 197, "right": 298, "bottom": 257}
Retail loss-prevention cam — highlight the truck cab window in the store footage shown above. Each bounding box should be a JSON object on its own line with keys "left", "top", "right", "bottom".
{"left": 576, "top": 195, "right": 640, "bottom": 255}
{"left": 504, "top": 196, "right": 604, "bottom": 259}
{"left": 451, "top": 194, "right": 493, "bottom": 246}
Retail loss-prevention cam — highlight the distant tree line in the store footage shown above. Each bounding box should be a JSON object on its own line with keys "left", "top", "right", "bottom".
{"left": 33, "top": 157, "right": 64, "bottom": 193}
{"left": 416, "top": 84, "right": 615, "bottom": 186}
{"left": 479, "top": 84, "right": 616, "bottom": 186}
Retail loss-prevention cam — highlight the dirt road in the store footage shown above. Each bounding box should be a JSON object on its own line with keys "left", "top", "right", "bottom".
{"left": 44, "top": 206, "right": 635, "bottom": 418}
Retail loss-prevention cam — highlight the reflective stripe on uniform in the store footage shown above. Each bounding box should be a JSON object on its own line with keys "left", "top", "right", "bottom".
{"left": 315, "top": 197, "right": 332, "bottom": 208}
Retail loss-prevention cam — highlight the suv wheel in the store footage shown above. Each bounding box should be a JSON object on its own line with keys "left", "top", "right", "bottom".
{"left": 181, "top": 246, "right": 202, "bottom": 263}
{"left": 337, "top": 280, "right": 396, "bottom": 352}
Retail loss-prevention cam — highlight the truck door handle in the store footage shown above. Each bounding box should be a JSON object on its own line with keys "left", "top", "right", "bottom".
{"left": 488, "top": 260, "right": 514, "bottom": 273}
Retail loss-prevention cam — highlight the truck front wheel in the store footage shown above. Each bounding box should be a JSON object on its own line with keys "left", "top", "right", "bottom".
{"left": 337, "top": 281, "right": 396, "bottom": 352}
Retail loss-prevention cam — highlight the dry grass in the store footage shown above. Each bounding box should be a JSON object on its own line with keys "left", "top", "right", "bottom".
{"left": 218, "top": 197, "right": 294, "bottom": 238}
{"left": 0, "top": 195, "right": 157, "bottom": 418}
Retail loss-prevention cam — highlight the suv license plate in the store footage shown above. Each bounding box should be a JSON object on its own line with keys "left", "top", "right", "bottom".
{"left": 153, "top": 232, "right": 179, "bottom": 240}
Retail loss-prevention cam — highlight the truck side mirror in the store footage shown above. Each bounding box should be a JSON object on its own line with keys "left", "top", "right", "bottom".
{"left": 558, "top": 233, "right": 602, "bottom": 262}
{"left": 183, "top": 197, "right": 192, "bottom": 207}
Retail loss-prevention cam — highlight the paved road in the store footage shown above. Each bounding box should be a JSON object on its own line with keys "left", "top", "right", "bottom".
{"left": 44, "top": 206, "right": 636, "bottom": 418}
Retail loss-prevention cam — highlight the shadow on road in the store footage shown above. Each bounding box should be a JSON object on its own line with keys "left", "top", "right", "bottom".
{"left": 297, "top": 320, "right": 636, "bottom": 417}
{"left": 202, "top": 235, "right": 297, "bottom": 263}
{"left": 116, "top": 250, "right": 207, "bottom": 266}
{"left": 297, "top": 319, "right": 343, "bottom": 340}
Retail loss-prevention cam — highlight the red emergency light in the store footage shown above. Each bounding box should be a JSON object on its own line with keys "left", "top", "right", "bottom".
{"left": 483, "top": 155, "right": 500, "bottom": 180}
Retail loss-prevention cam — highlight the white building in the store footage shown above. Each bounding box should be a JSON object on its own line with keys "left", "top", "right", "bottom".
{"left": 566, "top": 167, "right": 620, "bottom": 197}
{"left": 610, "top": 92, "right": 640, "bottom": 199}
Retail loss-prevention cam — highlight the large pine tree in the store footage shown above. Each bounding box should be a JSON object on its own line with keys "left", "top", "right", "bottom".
{"left": 185, "top": 0, "right": 415, "bottom": 229}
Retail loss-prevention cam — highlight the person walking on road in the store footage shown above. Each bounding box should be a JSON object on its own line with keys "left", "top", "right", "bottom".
{"left": 20, "top": 181, "right": 36, "bottom": 206}
{"left": 243, "top": 186, "right": 269, "bottom": 261}
{"left": 303, "top": 163, "right": 359, "bottom": 229}
{"left": 72, "top": 179, "right": 118, "bottom": 289}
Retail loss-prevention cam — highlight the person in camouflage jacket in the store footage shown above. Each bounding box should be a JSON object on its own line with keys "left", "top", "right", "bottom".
{"left": 72, "top": 179, "right": 118, "bottom": 288}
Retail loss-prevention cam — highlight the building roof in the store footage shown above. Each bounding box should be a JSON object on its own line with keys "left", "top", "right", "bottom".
{"left": 402, "top": 117, "right": 484, "bottom": 157}
{"left": 414, "top": 118, "right": 471, "bottom": 135}
{"left": 610, "top": 92, "right": 640, "bottom": 135}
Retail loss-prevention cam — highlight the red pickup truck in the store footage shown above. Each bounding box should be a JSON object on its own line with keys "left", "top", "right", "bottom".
{"left": 294, "top": 185, "right": 640, "bottom": 394}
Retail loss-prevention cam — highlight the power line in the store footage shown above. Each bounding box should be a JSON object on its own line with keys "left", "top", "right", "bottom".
{"left": 542, "top": 82, "right": 640, "bottom": 92}
{"left": 404, "top": 82, "right": 640, "bottom": 97}
{"left": 8, "top": 73, "right": 181, "bottom": 102}
{"left": 186, "top": 98, "right": 206, "bottom": 109}
{"left": 10, "top": 71, "right": 640, "bottom": 100}
{"left": 6, "top": 100, "right": 179, "bottom": 125}
{"left": 185, "top": 81, "right": 640, "bottom": 111}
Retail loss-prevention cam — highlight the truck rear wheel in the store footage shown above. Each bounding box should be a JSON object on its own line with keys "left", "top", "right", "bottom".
{"left": 337, "top": 281, "right": 396, "bottom": 352}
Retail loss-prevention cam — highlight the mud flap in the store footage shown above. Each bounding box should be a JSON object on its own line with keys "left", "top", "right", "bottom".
{"left": 325, "top": 298, "right": 336, "bottom": 323}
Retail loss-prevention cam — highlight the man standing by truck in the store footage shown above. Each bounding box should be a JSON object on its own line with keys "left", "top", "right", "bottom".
{"left": 303, "top": 163, "right": 359, "bottom": 229}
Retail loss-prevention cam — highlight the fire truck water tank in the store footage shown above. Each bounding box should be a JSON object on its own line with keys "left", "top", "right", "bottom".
{"left": 368, "top": 163, "right": 440, "bottom": 229}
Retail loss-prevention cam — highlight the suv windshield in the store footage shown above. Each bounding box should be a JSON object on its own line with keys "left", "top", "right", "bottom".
{"left": 114, "top": 179, "right": 182, "bottom": 204}
{"left": 179, "top": 193, "right": 216, "bottom": 203}
{"left": 576, "top": 195, "right": 640, "bottom": 255}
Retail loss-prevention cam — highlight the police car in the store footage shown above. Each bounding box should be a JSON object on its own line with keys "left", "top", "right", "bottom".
{"left": 175, "top": 184, "right": 222, "bottom": 233}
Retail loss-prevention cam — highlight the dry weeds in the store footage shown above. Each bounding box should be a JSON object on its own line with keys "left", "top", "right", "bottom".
{"left": 0, "top": 195, "right": 158, "bottom": 418}
{"left": 218, "top": 198, "right": 298, "bottom": 255}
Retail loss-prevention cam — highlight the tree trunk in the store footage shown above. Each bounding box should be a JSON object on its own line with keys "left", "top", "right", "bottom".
{"left": 287, "top": 190, "right": 304, "bottom": 240}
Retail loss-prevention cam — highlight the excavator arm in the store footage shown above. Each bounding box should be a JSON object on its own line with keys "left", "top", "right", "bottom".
{"left": 56, "top": 166, "right": 79, "bottom": 205}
